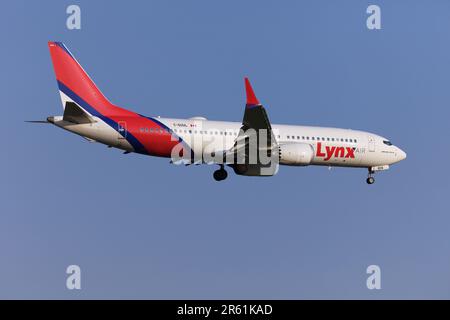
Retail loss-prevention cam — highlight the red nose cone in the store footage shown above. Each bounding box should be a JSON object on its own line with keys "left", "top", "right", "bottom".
{"left": 245, "top": 77, "right": 260, "bottom": 106}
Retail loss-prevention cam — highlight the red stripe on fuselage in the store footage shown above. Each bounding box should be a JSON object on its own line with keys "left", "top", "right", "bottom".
{"left": 114, "top": 116, "right": 183, "bottom": 157}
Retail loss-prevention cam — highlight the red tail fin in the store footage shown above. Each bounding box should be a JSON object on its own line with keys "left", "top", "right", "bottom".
{"left": 48, "top": 42, "right": 113, "bottom": 115}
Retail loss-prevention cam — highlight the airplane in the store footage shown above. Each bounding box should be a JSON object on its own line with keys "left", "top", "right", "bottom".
{"left": 32, "top": 42, "right": 406, "bottom": 184}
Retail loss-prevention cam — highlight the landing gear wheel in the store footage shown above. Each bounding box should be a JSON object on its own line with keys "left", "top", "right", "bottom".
{"left": 366, "top": 168, "right": 376, "bottom": 185}
{"left": 213, "top": 168, "right": 228, "bottom": 181}
{"left": 366, "top": 177, "right": 375, "bottom": 185}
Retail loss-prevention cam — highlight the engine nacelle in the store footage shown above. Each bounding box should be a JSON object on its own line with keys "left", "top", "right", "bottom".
{"left": 279, "top": 143, "right": 314, "bottom": 166}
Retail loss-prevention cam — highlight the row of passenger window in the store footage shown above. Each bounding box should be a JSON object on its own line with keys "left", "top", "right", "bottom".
{"left": 140, "top": 127, "right": 166, "bottom": 133}
{"left": 138, "top": 127, "right": 357, "bottom": 143}
{"left": 177, "top": 129, "right": 239, "bottom": 136}
{"left": 286, "top": 135, "right": 357, "bottom": 143}
{"left": 139, "top": 127, "right": 239, "bottom": 136}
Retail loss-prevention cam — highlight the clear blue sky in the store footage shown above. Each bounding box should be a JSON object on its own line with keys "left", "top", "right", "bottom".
{"left": 1, "top": 0, "right": 450, "bottom": 299}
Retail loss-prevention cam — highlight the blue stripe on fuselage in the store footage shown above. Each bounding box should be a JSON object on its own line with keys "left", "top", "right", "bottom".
{"left": 57, "top": 81, "right": 148, "bottom": 154}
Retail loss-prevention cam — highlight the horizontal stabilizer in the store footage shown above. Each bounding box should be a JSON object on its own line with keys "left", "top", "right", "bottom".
{"left": 63, "top": 102, "right": 95, "bottom": 124}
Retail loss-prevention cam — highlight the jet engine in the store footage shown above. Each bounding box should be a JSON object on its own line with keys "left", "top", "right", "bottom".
{"left": 279, "top": 143, "right": 314, "bottom": 166}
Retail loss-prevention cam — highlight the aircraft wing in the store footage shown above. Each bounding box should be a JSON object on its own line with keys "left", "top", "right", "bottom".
{"left": 224, "top": 78, "right": 279, "bottom": 176}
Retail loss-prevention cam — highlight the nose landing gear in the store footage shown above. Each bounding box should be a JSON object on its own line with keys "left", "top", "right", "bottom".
{"left": 213, "top": 165, "right": 228, "bottom": 181}
{"left": 366, "top": 169, "right": 375, "bottom": 184}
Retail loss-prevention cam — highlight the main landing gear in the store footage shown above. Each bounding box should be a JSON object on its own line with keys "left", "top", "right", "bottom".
{"left": 366, "top": 169, "right": 375, "bottom": 185}
{"left": 213, "top": 165, "right": 228, "bottom": 181}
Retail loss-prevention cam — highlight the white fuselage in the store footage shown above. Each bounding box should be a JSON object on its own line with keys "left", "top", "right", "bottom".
{"left": 52, "top": 115, "right": 407, "bottom": 169}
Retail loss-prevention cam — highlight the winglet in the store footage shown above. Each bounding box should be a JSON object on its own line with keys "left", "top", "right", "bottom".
{"left": 245, "top": 77, "right": 260, "bottom": 107}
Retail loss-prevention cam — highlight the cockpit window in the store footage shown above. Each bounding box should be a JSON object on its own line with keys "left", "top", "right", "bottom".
{"left": 383, "top": 140, "right": 393, "bottom": 146}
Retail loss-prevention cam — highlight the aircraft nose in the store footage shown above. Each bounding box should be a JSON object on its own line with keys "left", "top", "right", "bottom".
{"left": 397, "top": 148, "right": 407, "bottom": 161}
